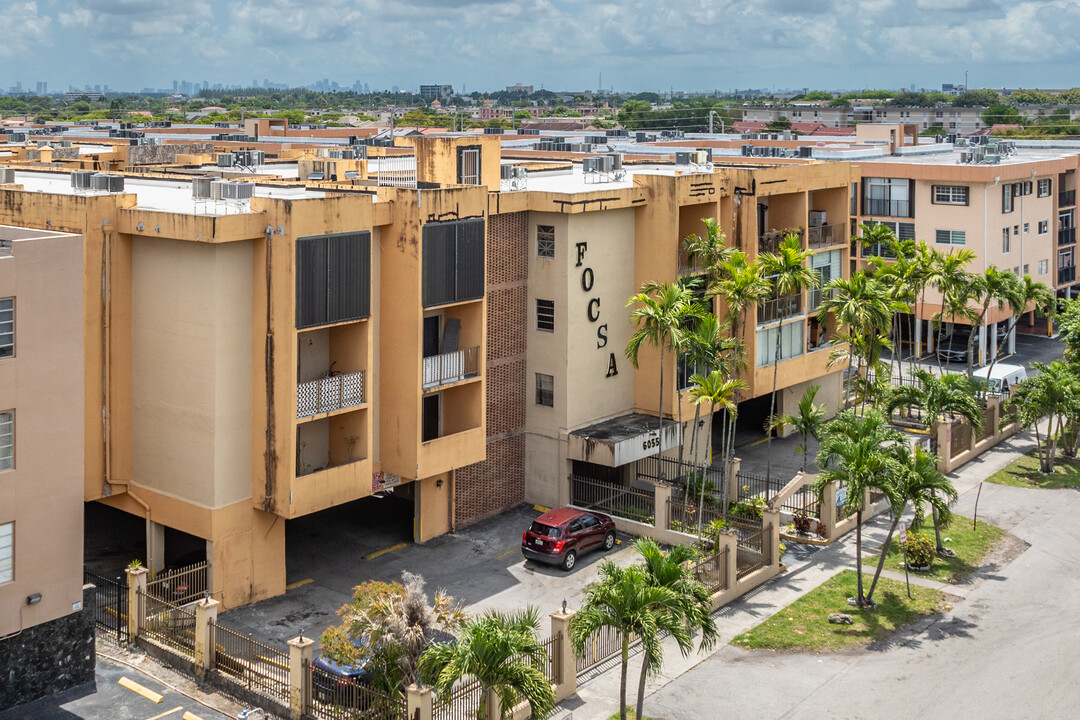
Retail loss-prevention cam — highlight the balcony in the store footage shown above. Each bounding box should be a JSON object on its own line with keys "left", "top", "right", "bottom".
{"left": 297, "top": 370, "right": 366, "bottom": 419}
{"left": 808, "top": 286, "right": 835, "bottom": 312}
{"left": 422, "top": 346, "right": 480, "bottom": 390}
{"left": 1060, "top": 189, "right": 1076, "bottom": 207}
{"left": 758, "top": 227, "right": 803, "bottom": 255}
{"left": 758, "top": 294, "right": 803, "bottom": 325}
{"left": 1059, "top": 227, "right": 1076, "bottom": 246}
{"left": 864, "top": 198, "right": 911, "bottom": 218}
{"left": 807, "top": 223, "right": 845, "bottom": 249}
{"left": 1060, "top": 266, "right": 1077, "bottom": 285}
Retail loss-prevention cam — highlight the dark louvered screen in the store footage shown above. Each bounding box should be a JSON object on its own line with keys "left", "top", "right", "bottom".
{"left": 296, "top": 231, "right": 371, "bottom": 328}
{"left": 422, "top": 221, "right": 474, "bottom": 308}
{"left": 454, "top": 218, "right": 485, "bottom": 303}
{"left": 296, "top": 236, "right": 328, "bottom": 328}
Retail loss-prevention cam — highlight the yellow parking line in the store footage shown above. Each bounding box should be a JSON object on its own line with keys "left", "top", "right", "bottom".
{"left": 182, "top": 712, "right": 206, "bottom": 720}
{"left": 365, "top": 542, "right": 408, "bottom": 560}
{"left": 533, "top": 504, "right": 551, "bottom": 513}
{"left": 496, "top": 547, "right": 519, "bottom": 560}
{"left": 746, "top": 436, "right": 770, "bottom": 448}
{"left": 146, "top": 707, "right": 183, "bottom": 720}
{"left": 285, "top": 578, "right": 313, "bottom": 590}
{"left": 119, "top": 676, "right": 163, "bottom": 704}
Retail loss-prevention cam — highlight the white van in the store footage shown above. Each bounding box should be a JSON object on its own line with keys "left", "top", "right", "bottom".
{"left": 972, "top": 363, "right": 1028, "bottom": 396}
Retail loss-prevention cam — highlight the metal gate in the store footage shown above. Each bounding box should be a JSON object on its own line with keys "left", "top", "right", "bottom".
{"left": 84, "top": 567, "right": 128, "bottom": 643}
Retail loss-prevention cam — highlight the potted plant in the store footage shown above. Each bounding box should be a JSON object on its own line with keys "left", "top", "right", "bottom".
{"left": 903, "top": 531, "right": 935, "bottom": 572}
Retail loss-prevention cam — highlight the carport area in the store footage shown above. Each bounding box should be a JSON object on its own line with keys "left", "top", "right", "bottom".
{"left": 83, "top": 500, "right": 206, "bottom": 577}
{"left": 219, "top": 504, "right": 637, "bottom": 650}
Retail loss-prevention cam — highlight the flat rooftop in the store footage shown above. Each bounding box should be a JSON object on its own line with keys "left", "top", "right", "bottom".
{"left": 867, "top": 143, "right": 1080, "bottom": 167}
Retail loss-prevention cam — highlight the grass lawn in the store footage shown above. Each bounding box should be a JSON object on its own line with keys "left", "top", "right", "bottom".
{"left": 860, "top": 515, "right": 1005, "bottom": 585}
{"left": 732, "top": 570, "right": 945, "bottom": 652}
{"left": 986, "top": 449, "right": 1080, "bottom": 489}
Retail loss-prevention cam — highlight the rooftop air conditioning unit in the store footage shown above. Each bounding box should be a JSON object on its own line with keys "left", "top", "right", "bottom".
{"left": 210, "top": 179, "right": 227, "bottom": 200}
{"left": 674, "top": 151, "right": 691, "bottom": 165}
{"left": 984, "top": 154, "right": 1001, "bottom": 165}
{"left": 70, "top": 170, "right": 94, "bottom": 190}
{"left": 501, "top": 164, "right": 515, "bottom": 181}
{"left": 344, "top": 171, "right": 360, "bottom": 179}
{"left": 690, "top": 150, "right": 707, "bottom": 165}
{"left": 798, "top": 146, "right": 813, "bottom": 158}
{"left": 597, "top": 155, "right": 614, "bottom": 173}
{"left": 611, "top": 153, "right": 623, "bottom": 170}
{"left": 90, "top": 174, "right": 124, "bottom": 192}
{"left": 220, "top": 181, "right": 254, "bottom": 200}
{"left": 582, "top": 157, "right": 598, "bottom": 173}
{"left": 217, "top": 153, "right": 235, "bottom": 167}
{"left": 192, "top": 177, "right": 213, "bottom": 199}
{"left": 0, "top": 168, "right": 15, "bottom": 184}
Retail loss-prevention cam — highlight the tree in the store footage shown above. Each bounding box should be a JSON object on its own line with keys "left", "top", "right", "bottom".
{"left": 570, "top": 561, "right": 690, "bottom": 720}
{"left": 963, "top": 267, "right": 1022, "bottom": 376}
{"left": 865, "top": 444, "right": 956, "bottom": 605}
{"left": 320, "top": 572, "right": 466, "bottom": 692}
{"left": 766, "top": 115, "right": 792, "bottom": 131}
{"left": 812, "top": 410, "right": 906, "bottom": 607}
{"left": 985, "top": 275, "right": 1056, "bottom": 381}
{"left": 682, "top": 314, "right": 739, "bottom": 472}
{"left": 767, "top": 384, "right": 827, "bottom": 473}
{"left": 631, "top": 539, "right": 717, "bottom": 720}
{"left": 926, "top": 248, "right": 976, "bottom": 373}
{"left": 626, "top": 282, "right": 703, "bottom": 472}
{"left": 867, "top": 234, "right": 919, "bottom": 376}
{"left": 954, "top": 89, "right": 1001, "bottom": 107}
{"left": 1059, "top": 299, "right": 1080, "bottom": 364}
{"left": 1000, "top": 362, "right": 1080, "bottom": 472}
{"left": 759, "top": 235, "right": 816, "bottom": 481}
{"left": 1008, "top": 90, "right": 1055, "bottom": 105}
{"left": 682, "top": 217, "right": 733, "bottom": 283}
{"left": 981, "top": 103, "right": 1022, "bottom": 126}
{"left": 688, "top": 371, "right": 745, "bottom": 536}
{"left": 420, "top": 608, "right": 556, "bottom": 720}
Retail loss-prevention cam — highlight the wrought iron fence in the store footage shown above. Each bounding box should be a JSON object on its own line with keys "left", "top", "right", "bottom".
{"left": 307, "top": 662, "right": 408, "bottom": 720}
{"left": 691, "top": 546, "right": 729, "bottom": 595}
{"left": 575, "top": 626, "right": 629, "bottom": 675}
{"left": 539, "top": 632, "right": 561, "bottom": 685}
{"left": 376, "top": 156, "right": 417, "bottom": 189}
{"left": 146, "top": 561, "right": 208, "bottom": 606}
{"left": 212, "top": 621, "right": 291, "bottom": 705}
{"left": 422, "top": 347, "right": 480, "bottom": 389}
{"left": 636, "top": 455, "right": 722, "bottom": 488}
{"left": 735, "top": 471, "right": 786, "bottom": 503}
{"left": 780, "top": 486, "right": 821, "bottom": 519}
{"left": 297, "top": 370, "right": 366, "bottom": 418}
{"left": 736, "top": 523, "right": 772, "bottom": 579}
{"left": 138, "top": 590, "right": 196, "bottom": 660}
{"left": 433, "top": 678, "right": 484, "bottom": 720}
{"left": 667, "top": 498, "right": 724, "bottom": 536}
{"left": 570, "top": 476, "right": 655, "bottom": 524}
{"left": 84, "top": 567, "right": 128, "bottom": 643}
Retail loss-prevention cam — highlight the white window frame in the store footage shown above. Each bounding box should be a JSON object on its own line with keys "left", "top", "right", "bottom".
{"left": 1038, "top": 178, "right": 1051, "bottom": 198}
{"left": 932, "top": 185, "right": 969, "bottom": 205}
{"left": 935, "top": 229, "right": 966, "bottom": 246}
{"left": 0, "top": 411, "right": 11, "bottom": 472}
{"left": 1002, "top": 228, "right": 1011, "bottom": 254}
{"left": 536, "top": 225, "right": 555, "bottom": 259}
{"left": 535, "top": 299, "right": 555, "bottom": 332}
{"left": 1038, "top": 260, "right": 1048, "bottom": 275}
{"left": 1039, "top": 220, "right": 1049, "bottom": 235}
{"left": 0, "top": 522, "right": 11, "bottom": 584}
{"left": 0, "top": 298, "right": 12, "bottom": 359}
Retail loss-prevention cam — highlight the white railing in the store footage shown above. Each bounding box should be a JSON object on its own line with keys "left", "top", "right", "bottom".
{"left": 376, "top": 156, "right": 417, "bottom": 189}
{"left": 296, "top": 370, "right": 366, "bottom": 418}
{"left": 423, "top": 346, "right": 479, "bottom": 389}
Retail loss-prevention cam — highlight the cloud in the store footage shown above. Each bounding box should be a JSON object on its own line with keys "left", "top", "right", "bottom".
{"left": 0, "top": 2, "right": 52, "bottom": 58}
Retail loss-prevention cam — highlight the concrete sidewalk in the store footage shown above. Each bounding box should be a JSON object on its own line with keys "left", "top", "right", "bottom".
{"left": 555, "top": 427, "right": 1045, "bottom": 720}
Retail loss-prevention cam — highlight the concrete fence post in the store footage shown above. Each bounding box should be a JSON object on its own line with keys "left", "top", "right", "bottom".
{"left": 287, "top": 634, "right": 314, "bottom": 720}
{"left": 406, "top": 683, "right": 433, "bottom": 720}
{"left": 193, "top": 597, "right": 219, "bottom": 679}
{"left": 763, "top": 509, "right": 781, "bottom": 569}
{"left": 821, "top": 480, "right": 837, "bottom": 538}
{"left": 726, "top": 457, "right": 742, "bottom": 505}
{"left": 549, "top": 609, "right": 577, "bottom": 701}
{"left": 724, "top": 531, "right": 738, "bottom": 589}
{"left": 652, "top": 482, "right": 672, "bottom": 531}
{"left": 484, "top": 689, "right": 501, "bottom": 720}
{"left": 125, "top": 566, "right": 147, "bottom": 641}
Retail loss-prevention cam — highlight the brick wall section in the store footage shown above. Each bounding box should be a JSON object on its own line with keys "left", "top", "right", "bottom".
{"left": 456, "top": 212, "right": 529, "bottom": 527}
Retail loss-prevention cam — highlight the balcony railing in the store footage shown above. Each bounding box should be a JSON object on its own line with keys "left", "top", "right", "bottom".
{"left": 864, "top": 198, "right": 911, "bottom": 218}
{"left": 297, "top": 370, "right": 366, "bottom": 418}
{"left": 758, "top": 228, "right": 803, "bottom": 255}
{"left": 807, "top": 223, "right": 844, "bottom": 249}
{"left": 423, "top": 346, "right": 480, "bottom": 389}
{"left": 1059, "top": 266, "right": 1077, "bottom": 285}
{"left": 808, "top": 286, "right": 835, "bottom": 312}
{"left": 1059, "top": 227, "right": 1076, "bottom": 246}
{"left": 1060, "top": 189, "right": 1076, "bottom": 207}
{"left": 758, "top": 294, "right": 803, "bottom": 325}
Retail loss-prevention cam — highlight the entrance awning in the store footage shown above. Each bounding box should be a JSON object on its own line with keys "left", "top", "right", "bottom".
{"left": 567, "top": 413, "right": 681, "bottom": 468}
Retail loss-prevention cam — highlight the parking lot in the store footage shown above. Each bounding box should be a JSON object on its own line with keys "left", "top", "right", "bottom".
{"left": 220, "top": 504, "right": 638, "bottom": 650}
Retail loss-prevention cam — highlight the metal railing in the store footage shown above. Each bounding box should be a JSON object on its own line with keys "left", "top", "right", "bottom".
{"left": 1060, "top": 266, "right": 1077, "bottom": 285}
{"left": 433, "top": 677, "right": 484, "bottom": 720}
{"left": 808, "top": 286, "right": 834, "bottom": 312}
{"left": 212, "top": 621, "right": 291, "bottom": 704}
{"left": 667, "top": 498, "right": 724, "bottom": 536}
{"left": 1060, "top": 189, "right": 1076, "bottom": 207}
{"left": 637, "top": 455, "right": 722, "bottom": 488}
{"left": 297, "top": 370, "right": 366, "bottom": 418}
{"left": 807, "top": 223, "right": 843, "bottom": 248}
{"left": 576, "top": 626, "right": 629, "bottom": 675}
{"left": 84, "top": 567, "right": 128, "bottom": 643}
{"left": 736, "top": 523, "right": 772, "bottom": 580}
{"left": 757, "top": 294, "right": 803, "bottom": 325}
{"left": 864, "top": 198, "right": 911, "bottom": 218}
{"left": 780, "top": 487, "right": 821, "bottom": 519}
{"left": 1060, "top": 227, "right": 1077, "bottom": 246}
{"left": 146, "top": 561, "right": 208, "bottom": 606}
{"left": 691, "top": 546, "right": 729, "bottom": 595}
{"left": 307, "top": 662, "right": 408, "bottom": 720}
{"left": 139, "top": 591, "right": 196, "bottom": 660}
{"left": 423, "top": 346, "right": 480, "bottom": 390}
{"left": 735, "top": 471, "right": 786, "bottom": 504}
{"left": 570, "top": 476, "right": 655, "bottom": 524}
{"left": 376, "top": 155, "right": 417, "bottom": 189}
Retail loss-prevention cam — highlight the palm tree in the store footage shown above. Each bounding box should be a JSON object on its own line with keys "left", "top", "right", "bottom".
{"left": 811, "top": 410, "right": 906, "bottom": 607}
{"left": 867, "top": 234, "right": 917, "bottom": 376}
{"left": 682, "top": 217, "right": 733, "bottom": 282}
{"left": 626, "top": 281, "right": 703, "bottom": 471}
{"left": 759, "top": 234, "right": 816, "bottom": 482}
{"left": 682, "top": 315, "right": 739, "bottom": 476}
{"left": 420, "top": 607, "right": 556, "bottom": 720}
{"left": 964, "top": 267, "right": 1021, "bottom": 377}
{"left": 631, "top": 539, "right": 718, "bottom": 720}
{"left": 924, "top": 248, "right": 976, "bottom": 372}
{"left": 688, "top": 371, "right": 745, "bottom": 534}
{"left": 570, "top": 561, "right": 691, "bottom": 720}
{"left": 865, "top": 444, "right": 956, "bottom": 605}
{"left": 766, "top": 384, "right": 827, "bottom": 473}
{"left": 1001, "top": 361, "right": 1080, "bottom": 473}
{"left": 985, "top": 275, "right": 1056, "bottom": 382}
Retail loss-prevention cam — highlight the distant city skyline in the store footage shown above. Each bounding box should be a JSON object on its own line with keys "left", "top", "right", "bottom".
{"left": 2, "top": 0, "right": 1078, "bottom": 94}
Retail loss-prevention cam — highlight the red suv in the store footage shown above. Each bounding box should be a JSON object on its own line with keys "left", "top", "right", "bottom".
{"left": 521, "top": 507, "right": 617, "bottom": 570}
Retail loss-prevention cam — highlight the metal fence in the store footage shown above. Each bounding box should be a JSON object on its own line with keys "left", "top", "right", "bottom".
{"left": 949, "top": 417, "right": 971, "bottom": 458}
{"left": 757, "top": 294, "right": 803, "bottom": 324}
{"left": 307, "top": 662, "right": 408, "bottom": 720}
{"left": 667, "top": 498, "right": 724, "bottom": 536}
{"left": 637, "top": 455, "right": 724, "bottom": 490}
{"left": 376, "top": 156, "right": 417, "bottom": 189}
{"left": 422, "top": 347, "right": 480, "bottom": 389}
{"left": 807, "top": 223, "right": 842, "bottom": 248}
{"left": 138, "top": 590, "right": 196, "bottom": 660}
{"left": 575, "top": 626, "right": 628, "bottom": 675}
{"left": 212, "top": 621, "right": 291, "bottom": 705}
{"left": 84, "top": 567, "right": 128, "bottom": 643}
{"left": 691, "top": 546, "right": 729, "bottom": 595}
{"left": 570, "top": 476, "right": 655, "bottom": 524}
{"left": 735, "top": 471, "right": 786, "bottom": 503}
{"left": 736, "top": 523, "right": 772, "bottom": 579}
{"left": 538, "top": 632, "right": 562, "bottom": 685}
{"left": 779, "top": 485, "right": 821, "bottom": 519}
{"left": 433, "top": 678, "right": 484, "bottom": 720}
{"left": 146, "top": 561, "right": 208, "bottom": 606}
{"left": 297, "top": 370, "right": 366, "bottom": 418}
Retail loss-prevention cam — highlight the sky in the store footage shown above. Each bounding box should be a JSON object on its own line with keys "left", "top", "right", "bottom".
{"left": 3, "top": 0, "right": 1080, "bottom": 93}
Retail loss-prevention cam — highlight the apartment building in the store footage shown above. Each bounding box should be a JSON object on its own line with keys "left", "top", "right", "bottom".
{"left": 742, "top": 104, "right": 1080, "bottom": 134}
{"left": 0, "top": 225, "right": 91, "bottom": 708}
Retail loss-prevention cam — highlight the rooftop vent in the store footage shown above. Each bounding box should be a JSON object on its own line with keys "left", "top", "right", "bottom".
{"left": 70, "top": 170, "right": 94, "bottom": 190}
{"left": 192, "top": 177, "right": 213, "bottom": 199}
{"left": 0, "top": 168, "right": 15, "bottom": 185}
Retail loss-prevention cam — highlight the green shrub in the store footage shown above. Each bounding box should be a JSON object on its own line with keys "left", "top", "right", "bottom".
{"left": 903, "top": 532, "right": 935, "bottom": 568}
{"left": 729, "top": 496, "right": 766, "bottom": 519}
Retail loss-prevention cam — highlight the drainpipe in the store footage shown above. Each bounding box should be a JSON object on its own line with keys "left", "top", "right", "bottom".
{"left": 264, "top": 225, "right": 276, "bottom": 512}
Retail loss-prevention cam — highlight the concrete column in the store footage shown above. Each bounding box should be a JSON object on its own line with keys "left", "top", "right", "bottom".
{"left": 193, "top": 597, "right": 220, "bottom": 679}
{"left": 287, "top": 635, "right": 315, "bottom": 720}
{"left": 484, "top": 689, "right": 501, "bottom": 720}
{"left": 125, "top": 566, "right": 147, "bottom": 641}
{"left": 652, "top": 482, "right": 672, "bottom": 531}
{"left": 146, "top": 520, "right": 165, "bottom": 576}
{"left": 820, "top": 479, "right": 837, "bottom": 538}
{"left": 914, "top": 316, "right": 922, "bottom": 357}
{"left": 1008, "top": 323, "right": 1017, "bottom": 355}
{"left": 724, "top": 531, "right": 738, "bottom": 588}
{"left": 978, "top": 323, "right": 987, "bottom": 367}
{"left": 549, "top": 610, "right": 576, "bottom": 701}
{"left": 406, "top": 684, "right": 434, "bottom": 720}
{"left": 726, "top": 457, "right": 742, "bottom": 505}
{"left": 763, "top": 509, "right": 781, "bottom": 568}
{"left": 990, "top": 323, "right": 999, "bottom": 361}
